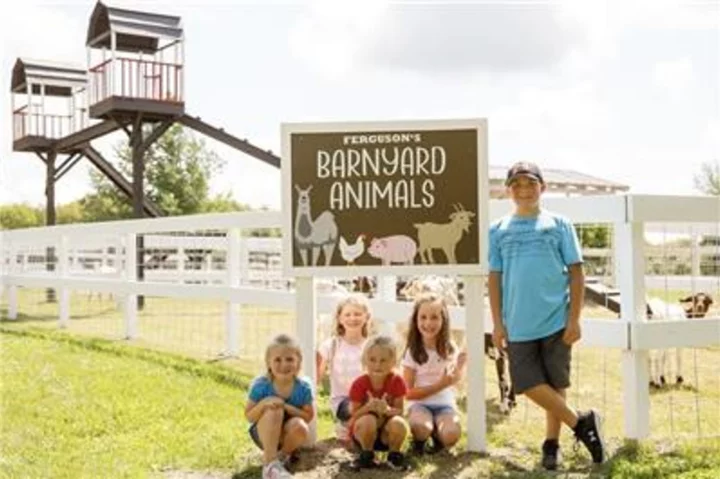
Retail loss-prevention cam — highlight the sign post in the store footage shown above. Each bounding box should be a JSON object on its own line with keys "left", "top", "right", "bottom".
{"left": 281, "top": 119, "right": 489, "bottom": 450}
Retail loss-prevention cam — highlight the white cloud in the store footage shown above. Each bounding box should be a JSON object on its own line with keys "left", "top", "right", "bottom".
{"left": 290, "top": 0, "right": 595, "bottom": 78}
{"left": 652, "top": 58, "right": 694, "bottom": 98}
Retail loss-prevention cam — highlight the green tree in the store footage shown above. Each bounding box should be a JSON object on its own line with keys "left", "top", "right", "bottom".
{"left": 0, "top": 203, "right": 43, "bottom": 230}
{"left": 578, "top": 225, "right": 610, "bottom": 248}
{"left": 200, "top": 192, "right": 249, "bottom": 213}
{"left": 83, "top": 124, "right": 228, "bottom": 220}
{"left": 694, "top": 160, "right": 720, "bottom": 195}
{"left": 57, "top": 201, "right": 86, "bottom": 225}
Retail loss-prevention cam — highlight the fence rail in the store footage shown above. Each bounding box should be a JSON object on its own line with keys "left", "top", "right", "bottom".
{"left": 1, "top": 194, "right": 719, "bottom": 446}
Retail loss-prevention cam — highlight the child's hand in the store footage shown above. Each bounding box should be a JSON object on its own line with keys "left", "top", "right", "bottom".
{"left": 260, "top": 396, "right": 284, "bottom": 411}
{"left": 375, "top": 394, "right": 390, "bottom": 416}
{"left": 456, "top": 351, "right": 467, "bottom": 371}
{"left": 492, "top": 324, "right": 508, "bottom": 351}
{"left": 562, "top": 321, "right": 581, "bottom": 345}
{"left": 443, "top": 364, "right": 462, "bottom": 386}
{"left": 366, "top": 393, "right": 388, "bottom": 415}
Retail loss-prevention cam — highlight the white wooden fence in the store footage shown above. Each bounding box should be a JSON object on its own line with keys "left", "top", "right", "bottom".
{"left": 1, "top": 194, "right": 719, "bottom": 451}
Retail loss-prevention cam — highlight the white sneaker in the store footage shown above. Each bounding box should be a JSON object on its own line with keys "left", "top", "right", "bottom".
{"left": 262, "top": 459, "right": 293, "bottom": 479}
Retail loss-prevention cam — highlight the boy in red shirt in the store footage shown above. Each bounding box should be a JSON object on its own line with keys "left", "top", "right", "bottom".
{"left": 348, "top": 335, "right": 410, "bottom": 471}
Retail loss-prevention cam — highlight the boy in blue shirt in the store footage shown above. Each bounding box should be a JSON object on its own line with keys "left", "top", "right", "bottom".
{"left": 488, "top": 162, "right": 606, "bottom": 470}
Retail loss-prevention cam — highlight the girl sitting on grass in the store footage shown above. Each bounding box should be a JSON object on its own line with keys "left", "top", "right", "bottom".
{"left": 402, "top": 292, "right": 466, "bottom": 455}
{"left": 245, "top": 333, "right": 314, "bottom": 479}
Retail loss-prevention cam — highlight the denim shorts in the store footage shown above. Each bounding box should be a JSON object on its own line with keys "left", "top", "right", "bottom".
{"left": 335, "top": 397, "right": 352, "bottom": 423}
{"left": 408, "top": 403, "right": 456, "bottom": 418}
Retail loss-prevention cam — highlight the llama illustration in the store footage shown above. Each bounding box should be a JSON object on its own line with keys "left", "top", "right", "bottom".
{"left": 414, "top": 203, "right": 475, "bottom": 264}
{"left": 294, "top": 184, "right": 338, "bottom": 266}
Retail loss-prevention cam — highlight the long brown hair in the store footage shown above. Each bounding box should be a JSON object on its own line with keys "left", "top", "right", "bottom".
{"left": 405, "top": 293, "right": 455, "bottom": 364}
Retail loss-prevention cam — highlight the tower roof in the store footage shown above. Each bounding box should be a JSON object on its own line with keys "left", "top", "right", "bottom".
{"left": 11, "top": 58, "right": 87, "bottom": 96}
{"left": 86, "top": 1, "right": 183, "bottom": 53}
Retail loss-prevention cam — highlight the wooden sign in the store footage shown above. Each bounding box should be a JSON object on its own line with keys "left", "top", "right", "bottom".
{"left": 281, "top": 119, "right": 488, "bottom": 277}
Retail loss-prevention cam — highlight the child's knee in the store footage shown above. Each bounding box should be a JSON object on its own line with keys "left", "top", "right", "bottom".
{"left": 354, "top": 415, "right": 378, "bottom": 439}
{"left": 258, "top": 407, "right": 284, "bottom": 425}
{"left": 285, "top": 418, "right": 309, "bottom": 440}
{"left": 386, "top": 416, "right": 409, "bottom": 439}
{"left": 436, "top": 416, "right": 461, "bottom": 443}
{"left": 409, "top": 417, "right": 433, "bottom": 440}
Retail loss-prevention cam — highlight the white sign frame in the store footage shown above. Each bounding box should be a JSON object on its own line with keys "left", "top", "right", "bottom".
{"left": 281, "top": 118, "right": 489, "bottom": 278}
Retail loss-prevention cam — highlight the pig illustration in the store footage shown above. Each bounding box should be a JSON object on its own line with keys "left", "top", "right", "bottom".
{"left": 367, "top": 235, "right": 417, "bottom": 265}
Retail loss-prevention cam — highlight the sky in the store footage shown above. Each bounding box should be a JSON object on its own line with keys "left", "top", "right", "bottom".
{"left": 1, "top": 0, "right": 718, "bottom": 211}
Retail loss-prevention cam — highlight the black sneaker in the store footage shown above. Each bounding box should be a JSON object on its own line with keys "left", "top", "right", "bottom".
{"left": 387, "top": 451, "right": 410, "bottom": 471}
{"left": 541, "top": 439, "right": 560, "bottom": 470}
{"left": 411, "top": 439, "right": 427, "bottom": 455}
{"left": 574, "top": 409, "right": 606, "bottom": 464}
{"left": 349, "top": 450, "right": 376, "bottom": 471}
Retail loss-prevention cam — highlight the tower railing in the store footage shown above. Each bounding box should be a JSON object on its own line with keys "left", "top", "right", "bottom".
{"left": 88, "top": 58, "right": 184, "bottom": 105}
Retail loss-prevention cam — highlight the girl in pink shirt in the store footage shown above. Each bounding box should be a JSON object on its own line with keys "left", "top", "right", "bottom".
{"left": 316, "top": 294, "right": 372, "bottom": 442}
{"left": 402, "top": 292, "right": 467, "bottom": 454}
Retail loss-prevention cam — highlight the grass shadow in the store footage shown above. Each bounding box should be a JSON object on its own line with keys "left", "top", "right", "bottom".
{"left": 649, "top": 382, "right": 700, "bottom": 395}
{"left": 456, "top": 396, "right": 514, "bottom": 434}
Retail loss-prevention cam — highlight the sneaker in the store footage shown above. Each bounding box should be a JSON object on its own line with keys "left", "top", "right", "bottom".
{"left": 262, "top": 459, "right": 293, "bottom": 479}
{"left": 277, "top": 451, "right": 299, "bottom": 471}
{"left": 349, "top": 450, "right": 376, "bottom": 471}
{"left": 541, "top": 439, "right": 560, "bottom": 470}
{"left": 387, "top": 451, "right": 410, "bottom": 472}
{"left": 574, "top": 409, "right": 606, "bottom": 464}
{"left": 411, "top": 439, "right": 427, "bottom": 456}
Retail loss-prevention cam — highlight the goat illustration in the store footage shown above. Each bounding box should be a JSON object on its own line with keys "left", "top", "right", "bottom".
{"left": 414, "top": 203, "right": 475, "bottom": 264}
{"left": 293, "top": 184, "right": 338, "bottom": 266}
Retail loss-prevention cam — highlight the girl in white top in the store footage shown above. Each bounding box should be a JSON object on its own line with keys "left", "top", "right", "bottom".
{"left": 402, "top": 292, "right": 467, "bottom": 454}
{"left": 316, "top": 293, "right": 372, "bottom": 441}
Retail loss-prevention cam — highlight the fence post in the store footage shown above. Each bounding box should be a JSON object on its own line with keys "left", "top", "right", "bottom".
{"left": 124, "top": 233, "right": 138, "bottom": 339}
{"left": 375, "top": 275, "right": 396, "bottom": 335}
{"left": 463, "top": 274, "right": 487, "bottom": 453}
{"left": 7, "top": 241, "right": 18, "bottom": 320}
{"left": 225, "top": 228, "right": 241, "bottom": 356}
{"left": 614, "top": 207, "right": 650, "bottom": 439}
{"left": 296, "top": 276, "right": 317, "bottom": 444}
{"left": 58, "top": 235, "right": 70, "bottom": 328}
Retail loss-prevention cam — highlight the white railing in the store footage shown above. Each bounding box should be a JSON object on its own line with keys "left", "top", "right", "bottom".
{"left": 1, "top": 194, "right": 719, "bottom": 444}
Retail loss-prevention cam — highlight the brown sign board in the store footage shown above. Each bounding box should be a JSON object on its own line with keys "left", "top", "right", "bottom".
{"left": 281, "top": 119, "right": 488, "bottom": 277}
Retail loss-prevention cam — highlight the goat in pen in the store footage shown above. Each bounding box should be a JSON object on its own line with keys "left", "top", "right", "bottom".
{"left": 646, "top": 292, "right": 714, "bottom": 388}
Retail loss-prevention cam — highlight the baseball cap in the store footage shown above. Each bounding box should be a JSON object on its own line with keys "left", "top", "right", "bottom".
{"left": 505, "top": 161, "right": 544, "bottom": 186}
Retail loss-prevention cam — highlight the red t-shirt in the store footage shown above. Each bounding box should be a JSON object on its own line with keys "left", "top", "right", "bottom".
{"left": 348, "top": 373, "right": 407, "bottom": 431}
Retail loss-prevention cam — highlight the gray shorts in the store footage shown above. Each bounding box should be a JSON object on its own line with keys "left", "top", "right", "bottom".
{"left": 507, "top": 328, "right": 571, "bottom": 394}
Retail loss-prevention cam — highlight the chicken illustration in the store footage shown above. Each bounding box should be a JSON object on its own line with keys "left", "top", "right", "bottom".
{"left": 339, "top": 234, "right": 366, "bottom": 265}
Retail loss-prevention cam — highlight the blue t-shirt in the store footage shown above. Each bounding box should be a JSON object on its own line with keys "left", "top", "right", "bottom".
{"left": 247, "top": 375, "right": 314, "bottom": 416}
{"left": 488, "top": 210, "right": 583, "bottom": 342}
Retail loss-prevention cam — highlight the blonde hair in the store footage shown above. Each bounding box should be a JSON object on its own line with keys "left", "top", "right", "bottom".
{"left": 264, "top": 333, "right": 302, "bottom": 378}
{"left": 361, "top": 334, "right": 398, "bottom": 366}
{"left": 333, "top": 293, "right": 372, "bottom": 337}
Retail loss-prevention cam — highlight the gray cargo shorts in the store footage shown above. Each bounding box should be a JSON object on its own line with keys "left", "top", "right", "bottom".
{"left": 507, "top": 328, "right": 571, "bottom": 394}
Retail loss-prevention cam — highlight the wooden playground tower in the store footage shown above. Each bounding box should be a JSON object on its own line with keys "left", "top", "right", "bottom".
{"left": 10, "top": 1, "right": 281, "bottom": 302}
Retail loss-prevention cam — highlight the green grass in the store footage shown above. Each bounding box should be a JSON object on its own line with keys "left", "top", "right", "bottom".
{"left": 1, "top": 327, "right": 719, "bottom": 478}
{"left": 0, "top": 329, "right": 256, "bottom": 479}
{"left": 1, "top": 287, "right": 719, "bottom": 477}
